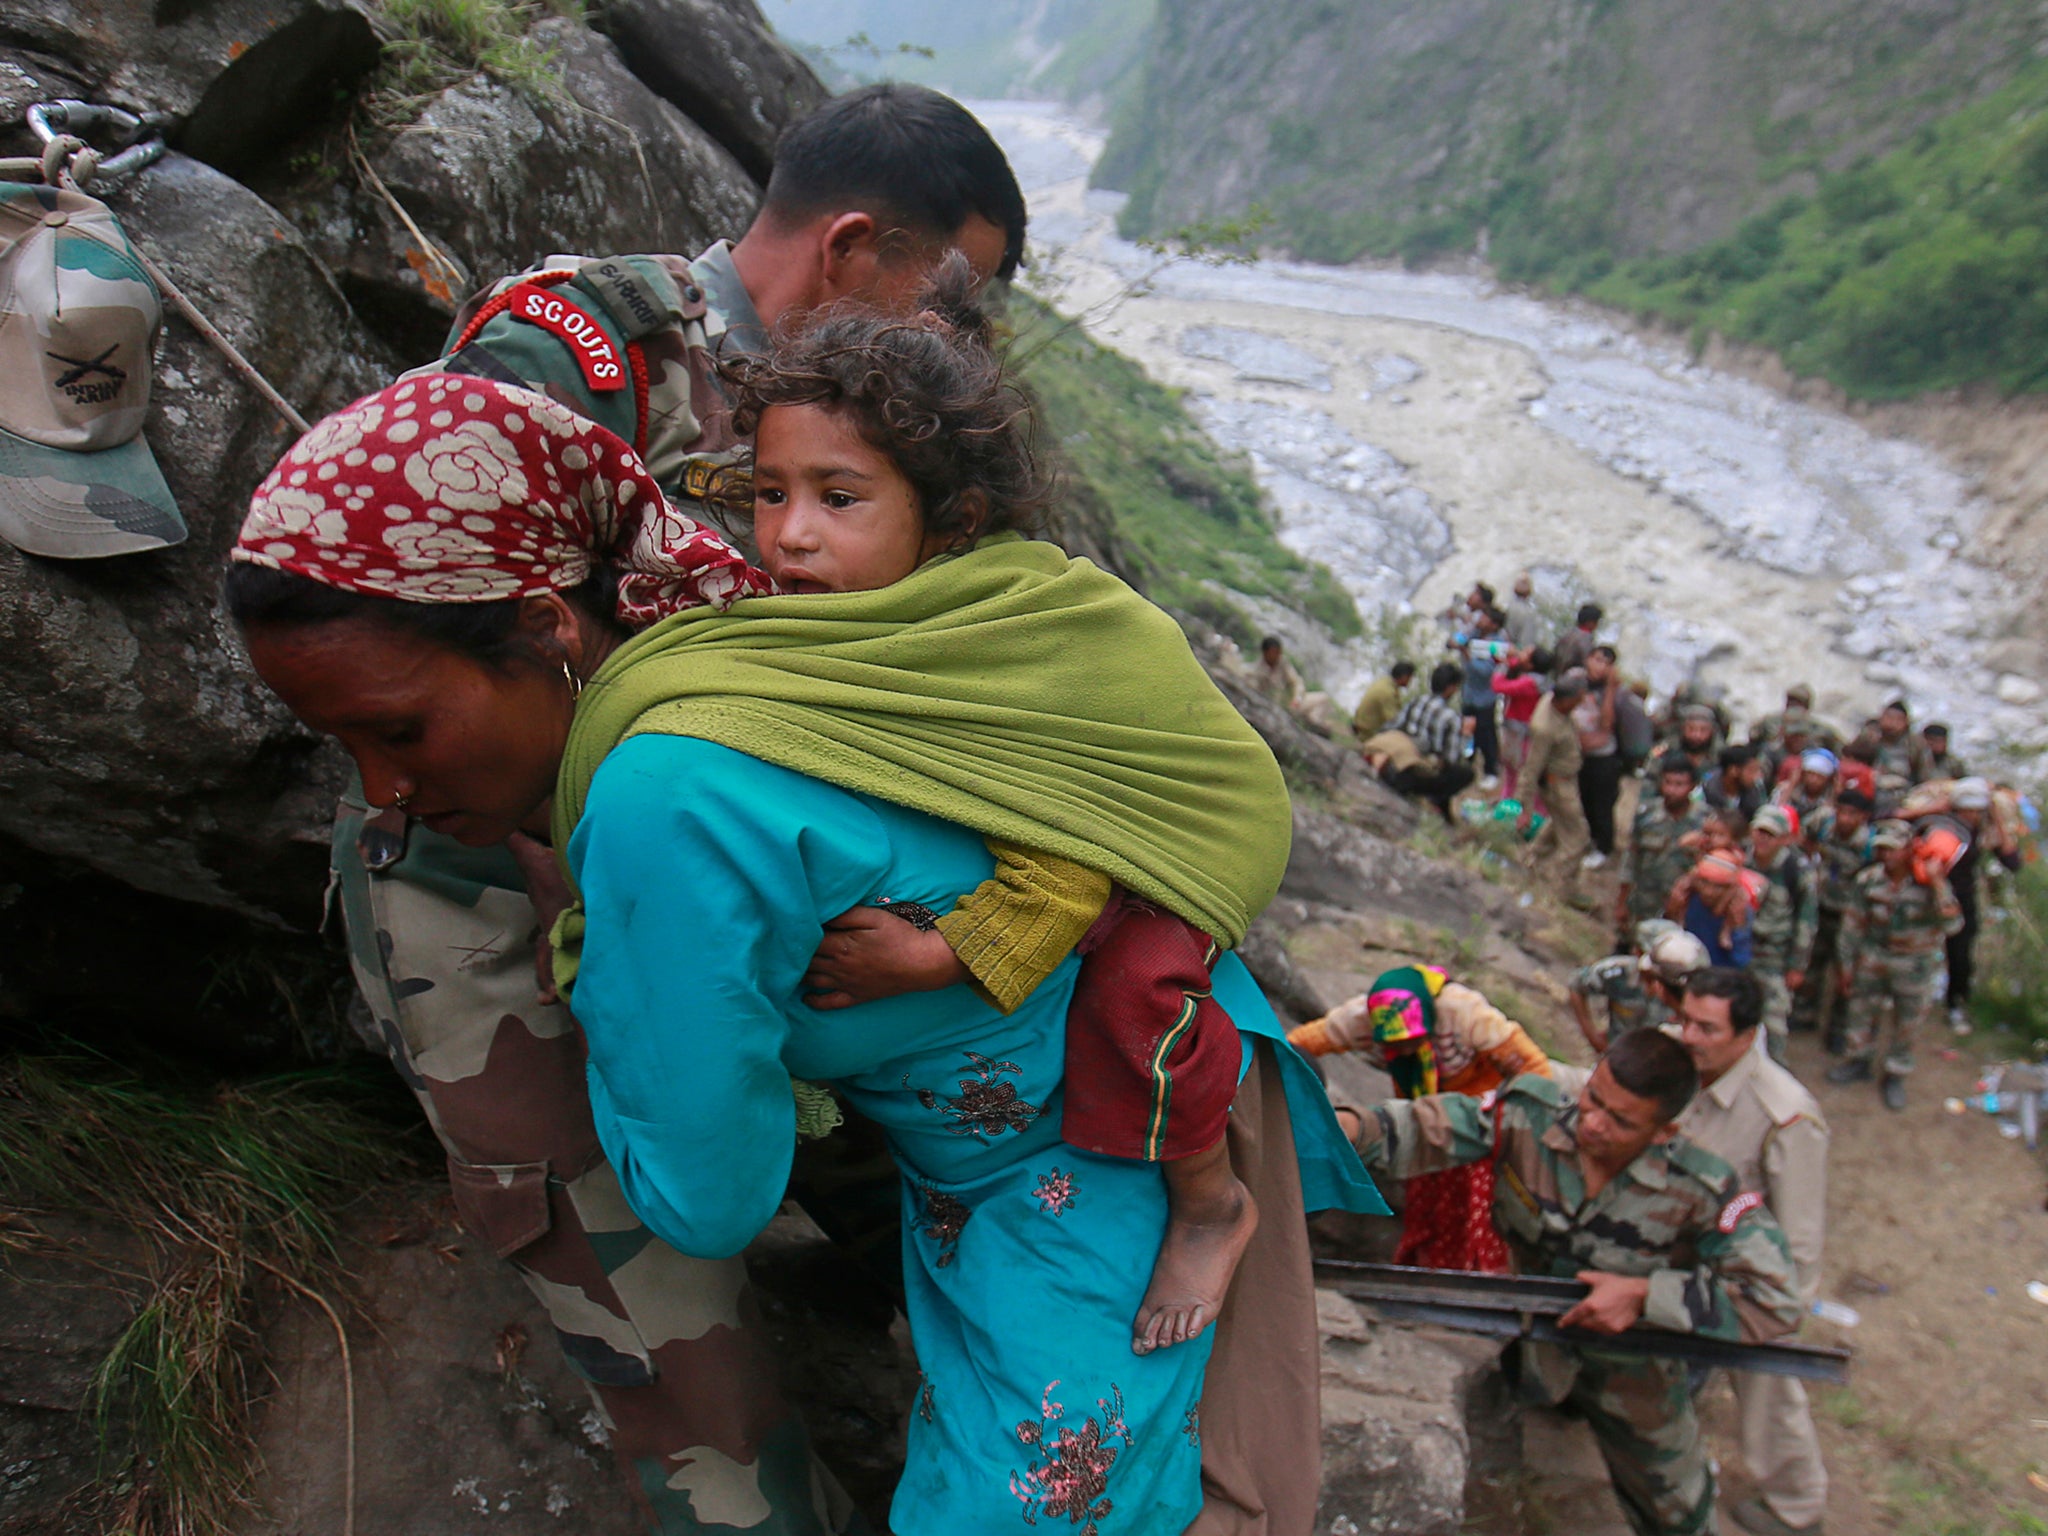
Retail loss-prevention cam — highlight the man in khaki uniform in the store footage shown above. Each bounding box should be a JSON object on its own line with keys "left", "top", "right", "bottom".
{"left": 1525, "top": 666, "right": 1592, "bottom": 907}
{"left": 1352, "top": 660, "right": 1415, "bottom": 739}
{"left": 1674, "top": 969, "right": 1829, "bottom": 1536}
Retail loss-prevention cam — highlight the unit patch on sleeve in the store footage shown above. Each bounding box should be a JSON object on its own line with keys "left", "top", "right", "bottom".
{"left": 1717, "top": 1190, "right": 1764, "bottom": 1233}
{"left": 505, "top": 282, "right": 627, "bottom": 392}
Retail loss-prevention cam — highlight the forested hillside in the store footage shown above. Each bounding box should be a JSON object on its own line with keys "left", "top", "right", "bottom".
{"left": 1099, "top": 0, "right": 2048, "bottom": 398}
{"left": 770, "top": 0, "right": 1153, "bottom": 107}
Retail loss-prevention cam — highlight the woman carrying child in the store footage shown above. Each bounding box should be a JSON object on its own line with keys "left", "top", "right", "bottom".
{"left": 226, "top": 273, "right": 1381, "bottom": 1535}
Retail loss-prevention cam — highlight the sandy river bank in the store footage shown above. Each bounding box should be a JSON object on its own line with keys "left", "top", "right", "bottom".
{"left": 980, "top": 102, "right": 2046, "bottom": 758}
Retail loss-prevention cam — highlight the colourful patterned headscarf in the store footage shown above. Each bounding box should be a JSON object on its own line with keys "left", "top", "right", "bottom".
{"left": 232, "top": 375, "right": 773, "bottom": 628}
{"left": 1367, "top": 964, "right": 1449, "bottom": 1099}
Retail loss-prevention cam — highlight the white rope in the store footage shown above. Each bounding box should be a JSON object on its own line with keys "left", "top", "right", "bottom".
{"left": 130, "top": 246, "right": 313, "bottom": 437}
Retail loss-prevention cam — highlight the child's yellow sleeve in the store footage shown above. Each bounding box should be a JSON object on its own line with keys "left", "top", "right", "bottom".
{"left": 937, "top": 841, "right": 1114, "bottom": 1014}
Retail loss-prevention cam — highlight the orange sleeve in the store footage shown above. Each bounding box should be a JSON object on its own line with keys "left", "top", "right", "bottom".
{"left": 1487, "top": 1021, "right": 1554, "bottom": 1082}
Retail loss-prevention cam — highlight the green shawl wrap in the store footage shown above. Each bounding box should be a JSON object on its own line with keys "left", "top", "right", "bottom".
{"left": 552, "top": 537, "right": 1291, "bottom": 945}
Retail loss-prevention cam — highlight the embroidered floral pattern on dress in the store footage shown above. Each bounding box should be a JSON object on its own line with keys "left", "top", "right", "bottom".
{"left": 1032, "top": 1167, "right": 1078, "bottom": 1218}
{"left": 1009, "top": 1381, "right": 1132, "bottom": 1534}
{"left": 233, "top": 375, "right": 773, "bottom": 626}
{"left": 1181, "top": 1404, "right": 1201, "bottom": 1447}
{"left": 917, "top": 1378, "right": 937, "bottom": 1424}
{"left": 916, "top": 1182, "right": 972, "bottom": 1268}
{"left": 909, "top": 1051, "right": 1041, "bottom": 1143}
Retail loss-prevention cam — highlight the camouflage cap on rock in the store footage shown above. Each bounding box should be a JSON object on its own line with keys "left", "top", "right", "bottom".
{"left": 0, "top": 181, "right": 183, "bottom": 557}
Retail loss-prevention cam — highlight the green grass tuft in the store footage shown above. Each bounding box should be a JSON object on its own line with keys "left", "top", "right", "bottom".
{"left": 1968, "top": 859, "right": 2048, "bottom": 1046}
{"left": 365, "top": 0, "right": 585, "bottom": 111}
{"left": 0, "top": 1049, "right": 430, "bottom": 1534}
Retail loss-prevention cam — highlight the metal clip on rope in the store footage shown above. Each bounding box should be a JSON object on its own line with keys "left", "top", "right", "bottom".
{"left": 26, "top": 99, "right": 168, "bottom": 186}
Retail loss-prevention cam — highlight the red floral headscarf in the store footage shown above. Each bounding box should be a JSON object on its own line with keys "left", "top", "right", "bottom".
{"left": 232, "top": 374, "right": 772, "bottom": 628}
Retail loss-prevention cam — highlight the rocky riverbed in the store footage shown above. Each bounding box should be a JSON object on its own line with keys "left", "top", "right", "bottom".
{"left": 980, "top": 101, "right": 2046, "bottom": 759}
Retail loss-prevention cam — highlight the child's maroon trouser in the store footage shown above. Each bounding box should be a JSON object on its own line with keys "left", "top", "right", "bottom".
{"left": 1062, "top": 890, "right": 1240, "bottom": 1162}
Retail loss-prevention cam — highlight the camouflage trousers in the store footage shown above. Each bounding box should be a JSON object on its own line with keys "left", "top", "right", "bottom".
{"left": 1790, "top": 909, "right": 1842, "bottom": 1032}
{"left": 332, "top": 794, "right": 860, "bottom": 1535}
{"left": 1843, "top": 951, "right": 1941, "bottom": 1075}
{"left": 1570, "top": 1351, "right": 1716, "bottom": 1536}
{"left": 1752, "top": 971, "right": 1791, "bottom": 1064}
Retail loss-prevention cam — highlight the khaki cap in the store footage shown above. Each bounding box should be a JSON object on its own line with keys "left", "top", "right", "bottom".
{"left": 0, "top": 181, "right": 183, "bottom": 557}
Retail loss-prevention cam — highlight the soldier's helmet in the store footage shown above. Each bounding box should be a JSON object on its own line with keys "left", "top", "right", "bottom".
{"left": 1637, "top": 922, "right": 1710, "bottom": 986}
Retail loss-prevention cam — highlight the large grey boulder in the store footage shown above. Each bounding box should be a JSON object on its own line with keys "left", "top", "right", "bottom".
{"left": 0, "top": 151, "right": 390, "bottom": 924}
{"left": 595, "top": 0, "right": 826, "bottom": 182}
{"left": 281, "top": 20, "right": 763, "bottom": 360}
{"left": 0, "top": 0, "right": 380, "bottom": 156}
{"left": 1317, "top": 1289, "right": 1515, "bottom": 1535}
{"left": 0, "top": 0, "right": 806, "bottom": 931}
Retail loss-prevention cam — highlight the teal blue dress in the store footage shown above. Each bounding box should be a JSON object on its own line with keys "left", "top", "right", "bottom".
{"left": 567, "top": 735, "right": 1384, "bottom": 1536}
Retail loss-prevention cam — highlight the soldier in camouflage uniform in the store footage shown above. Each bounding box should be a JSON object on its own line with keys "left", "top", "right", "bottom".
{"left": 1343, "top": 1030, "right": 1802, "bottom": 1536}
{"left": 1867, "top": 701, "right": 1930, "bottom": 814}
{"left": 1825, "top": 819, "right": 1962, "bottom": 1110}
{"left": 1745, "top": 806, "right": 1817, "bottom": 1061}
{"left": 1770, "top": 748, "right": 1837, "bottom": 829}
{"left": 329, "top": 85, "right": 1028, "bottom": 1533}
{"left": 1618, "top": 757, "right": 1708, "bottom": 941}
{"left": 1792, "top": 787, "right": 1874, "bottom": 1044}
{"left": 1567, "top": 919, "right": 1708, "bottom": 1053}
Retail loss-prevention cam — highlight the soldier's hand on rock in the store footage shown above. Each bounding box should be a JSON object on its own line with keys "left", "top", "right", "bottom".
{"left": 804, "top": 907, "right": 970, "bottom": 1010}
{"left": 1559, "top": 1270, "right": 1650, "bottom": 1335}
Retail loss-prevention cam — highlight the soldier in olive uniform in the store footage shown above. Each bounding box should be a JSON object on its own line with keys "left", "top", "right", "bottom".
{"left": 1826, "top": 820, "right": 1963, "bottom": 1110}
{"left": 1339, "top": 1030, "right": 1803, "bottom": 1536}
{"left": 1746, "top": 806, "right": 1818, "bottom": 1061}
{"left": 331, "top": 86, "right": 1029, "bottom": 1534}
{"left": 1793, "top": 788, "right": 1875, "bottom": 1045}
{"left": 1867, "top": 700, "right": 1930, "bottom": 813}
{"left": 1921, "top": 722, "right": 1967, "bottom": 780}
{"left": 1771, "top": 748, "right": 1837, "bottom": 829}
{"left": 1618, "top": 757, "right": 1708, "bottom": 940}
{"left": 1568, "top": 920, "right": 1709, "bottom": 1053}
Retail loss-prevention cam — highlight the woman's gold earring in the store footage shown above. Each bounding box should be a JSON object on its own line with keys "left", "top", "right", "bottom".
{"left": 562, "top": 660, "right": 583, "bottom": 701}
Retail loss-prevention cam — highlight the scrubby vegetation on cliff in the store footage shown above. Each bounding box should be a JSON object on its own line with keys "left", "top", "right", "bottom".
{"left": 1012, "top": 296, "right": 1362, "bottom": 643}
{"left": 1581, "top": 61, "right": 2048, "bottom": 398}
{"left": 1099, "top": 0, "right": 2048, "bottom": 401}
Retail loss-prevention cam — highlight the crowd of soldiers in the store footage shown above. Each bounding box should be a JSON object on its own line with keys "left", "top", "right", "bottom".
{"left": 1269, "top": 573, "right": 2037, "bottom": 1536}
{"left": 1331, "top": 573, "right": 2028, "bottom": 1114}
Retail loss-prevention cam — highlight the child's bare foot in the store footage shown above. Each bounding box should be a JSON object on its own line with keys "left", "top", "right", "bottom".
{"left": 1131, "top": 1174, "right": 1257, "bottom": 1355}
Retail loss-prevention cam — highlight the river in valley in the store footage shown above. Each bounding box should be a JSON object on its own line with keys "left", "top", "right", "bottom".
{"left": 975, "top": 101, "right": 2043, "bottom": 758}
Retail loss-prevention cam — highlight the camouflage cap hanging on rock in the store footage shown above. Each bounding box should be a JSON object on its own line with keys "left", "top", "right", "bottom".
{"left": 0, "top": 181, "right": 184, "bottom": 558}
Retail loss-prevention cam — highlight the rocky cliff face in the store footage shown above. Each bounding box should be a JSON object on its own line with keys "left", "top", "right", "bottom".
{"left": 0, "top": 0, "right": 821, "bottom": 932}
{"left": 1099, "top": 0, "right": 2047, "bottom": 266}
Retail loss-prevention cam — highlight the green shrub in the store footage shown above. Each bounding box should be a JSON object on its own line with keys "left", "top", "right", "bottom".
{"left": 1969, "top": 860, "right": 2048, "bottom": 1045}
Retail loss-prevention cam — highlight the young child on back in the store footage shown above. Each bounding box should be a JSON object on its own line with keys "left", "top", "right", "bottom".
{"left": 713, "top": 260, "right": 1258, "bottom": 1356}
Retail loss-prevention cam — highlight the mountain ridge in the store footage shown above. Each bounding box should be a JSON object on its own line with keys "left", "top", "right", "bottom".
{"left": 1096, "top": 0, "right": 2048, "bottom": 397}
